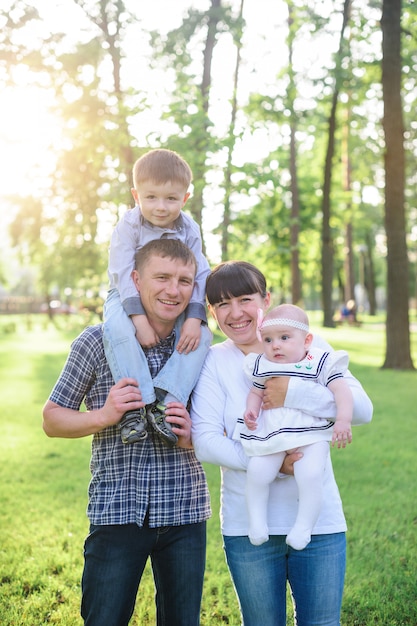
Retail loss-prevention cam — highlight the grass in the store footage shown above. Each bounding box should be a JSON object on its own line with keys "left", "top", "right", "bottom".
{"left": 0, "top": 313, "right": 416, "bottom": 625}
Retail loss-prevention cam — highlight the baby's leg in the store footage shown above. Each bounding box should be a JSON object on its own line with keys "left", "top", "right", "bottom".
{"left": 246, "top": 452, "right": 286, "bottom": 546}
{"left": 286, "top": 441, "right": 329, "bottom": 550}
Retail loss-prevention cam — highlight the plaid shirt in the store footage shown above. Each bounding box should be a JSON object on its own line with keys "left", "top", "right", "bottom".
{"left": 49, "top": 324, "right": 211, "bottom": 527}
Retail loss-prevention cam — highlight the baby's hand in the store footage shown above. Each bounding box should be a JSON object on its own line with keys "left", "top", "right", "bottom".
{"left": 332, "top": 418, "right": 352, "bottom": 449}
{"left": 244, "top": 410, "right": 258, "bottom": 431}
{"left": 176, "top": 318, "right": 201, "bottom": 354}
{"left": 131, "top": 314, "right": 160, "bottom": 348}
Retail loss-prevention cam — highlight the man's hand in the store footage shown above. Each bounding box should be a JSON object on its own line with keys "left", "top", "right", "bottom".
{"left": 42, "top": 377, "right": 145, "bottom": 439}
{"left": 279, "top": 450, "right": 303, "bottom": 476}
{"left": 131, "top": 314, "right": 160, "bottom": 348}
{"left": 101, "top": 378, "right": 144, "bottom": 426}
{"left": 164, "top": 402, "right": 193, "bottom": 449}
{"left": 263, "top": 376, "right": 290, "bottom": 410}
{"left": 176, "top": 318, "right": 201, "bottom": 354}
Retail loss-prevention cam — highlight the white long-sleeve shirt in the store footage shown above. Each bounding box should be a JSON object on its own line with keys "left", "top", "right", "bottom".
{"left": 191, "top": 335, "right": 373, "bottom": 536}
{"left": 108, "top": 207, "right": 210, "bottom": 321}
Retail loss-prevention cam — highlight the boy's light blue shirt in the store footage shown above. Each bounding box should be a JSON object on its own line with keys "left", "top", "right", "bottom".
{"left": 108, "top": 207, "right": 210, "bottom": 321}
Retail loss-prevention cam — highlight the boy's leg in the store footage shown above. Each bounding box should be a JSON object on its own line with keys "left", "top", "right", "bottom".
{"left": 286, "top": 441, "right": 329, "bottom": 550}
{"left": 147, "top": 323, "right": 212, "bottom": 447}
{"left": 102, "top": 289, "right": 156, "bottom": 403}
{"left": 246, "top": 453, "right": 285, "bottom": 546}
{"left": 103, "top": 290, "right": 156, "bottom": 443}
{"left": 152, "top": 323, "right": 212, "bottom": 406}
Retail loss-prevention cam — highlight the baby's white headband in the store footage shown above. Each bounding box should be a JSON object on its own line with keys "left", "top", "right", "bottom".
{"left": 256, "top": 308, "right": 309, "bottom": 341}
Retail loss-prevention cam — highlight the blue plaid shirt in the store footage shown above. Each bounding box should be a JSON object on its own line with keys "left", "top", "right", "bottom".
{"left": 49, "top": 324, "right": 211, "bottom": 527}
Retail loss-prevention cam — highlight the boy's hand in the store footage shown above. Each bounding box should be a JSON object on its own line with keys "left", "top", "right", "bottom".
{"left": 244, "top": 410, "right": 258, "bottom": 431}
{"left": 176, "top": 318, "right": 201, "bottom": 354}
{"left": 131, "top": 314, "right": 160, "bottom": 348}
{"left": 332, "top": 418, "right": 352, "bottom": 448}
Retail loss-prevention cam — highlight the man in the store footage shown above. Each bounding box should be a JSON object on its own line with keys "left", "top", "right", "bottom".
{"left": 43, "top": 239, "right": 212, "bottom": 626}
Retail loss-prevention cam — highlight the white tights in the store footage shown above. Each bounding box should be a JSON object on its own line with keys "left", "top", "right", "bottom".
{"left": 246, "top": 441, "right": 329, "bottom": 549}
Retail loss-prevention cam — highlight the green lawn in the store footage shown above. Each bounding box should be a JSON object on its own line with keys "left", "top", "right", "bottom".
{"left": 0, "top": 314, "right": 416, "bottom": 625}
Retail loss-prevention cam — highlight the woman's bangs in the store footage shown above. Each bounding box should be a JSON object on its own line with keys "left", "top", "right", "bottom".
{"left": 206, "top": 262, "right": 266, "bottom": 305}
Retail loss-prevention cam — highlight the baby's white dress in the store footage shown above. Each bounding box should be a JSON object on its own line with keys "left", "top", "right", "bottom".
{"left": 234, "top": 347, "right": 349, "bottom": 456}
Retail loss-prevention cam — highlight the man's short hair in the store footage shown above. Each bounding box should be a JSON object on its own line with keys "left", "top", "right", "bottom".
{"left": 135, "top": 239, "right": 197, "bottom": 275}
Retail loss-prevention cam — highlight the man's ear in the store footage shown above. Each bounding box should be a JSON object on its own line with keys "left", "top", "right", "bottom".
{"left": 131, "top": 269, "right": 140, "bottom": 290}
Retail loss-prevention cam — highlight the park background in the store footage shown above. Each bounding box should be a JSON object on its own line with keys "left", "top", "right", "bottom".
{"left": 1, "top": 0, "right": 416, "bottom": 624}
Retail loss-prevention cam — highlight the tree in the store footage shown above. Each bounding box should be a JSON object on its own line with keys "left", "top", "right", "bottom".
{"left": 220, "top": 0, "right": 245, "bottom": 261}
{"left": 381, "top": 0, "right": 414, "bottom": 369}
{"left": 148, "top": 0, "right": 233, "bottom": 257}
{"left": 286, "top": 0, "right": 302, "bottom": 305}
{"left": 320, "top": 0, "right": 351, "bottom": 327}
{"left": 3, "top": 0, "right": 144, "bottom": 301}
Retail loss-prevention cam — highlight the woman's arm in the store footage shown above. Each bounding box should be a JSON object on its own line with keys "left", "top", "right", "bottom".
{"left": 263, "top": 368, "right": 372, "bottom": 425}
{"left": 191, "top": 353, "right": 249, "bottom": 471}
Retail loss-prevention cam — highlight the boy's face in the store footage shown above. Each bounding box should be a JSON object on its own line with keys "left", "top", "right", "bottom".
{"left": 132, "top": 181, "right": 190, "bottom": 229}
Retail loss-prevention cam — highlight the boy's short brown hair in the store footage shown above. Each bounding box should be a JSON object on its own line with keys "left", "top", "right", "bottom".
{"left": 132, "top": 149, "right": 192, "bottom": 190}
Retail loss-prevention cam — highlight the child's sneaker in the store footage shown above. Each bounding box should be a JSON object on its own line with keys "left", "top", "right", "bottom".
{"left": 146, "top": 402, "right": 178, "bottom": 447}
{"left": 119, "top": 408, "right": 148, "bottom": 444}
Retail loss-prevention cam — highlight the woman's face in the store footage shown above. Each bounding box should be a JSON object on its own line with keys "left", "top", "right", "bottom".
{"left": 209, "top": 291, "right": 270, "bottom": 351}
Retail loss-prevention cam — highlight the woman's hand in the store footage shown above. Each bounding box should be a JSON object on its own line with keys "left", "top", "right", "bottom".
{"left": 262, "top": 377, "right": 290, "bottom": 409}
{"left": 279, "top": 450, "right": 303, "bottom": 475}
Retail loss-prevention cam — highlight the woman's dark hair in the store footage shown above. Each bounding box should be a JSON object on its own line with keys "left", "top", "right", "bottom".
{"left": 206, "top": 261, "right": 267, "bottom": 305}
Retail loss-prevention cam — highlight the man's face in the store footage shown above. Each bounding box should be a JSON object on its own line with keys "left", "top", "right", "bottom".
{"left": 132, "top": 254, "right": 195, "bottom": 332}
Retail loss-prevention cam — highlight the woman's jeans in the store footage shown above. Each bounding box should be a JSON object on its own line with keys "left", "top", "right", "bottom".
{"left": 224, "top": 532, "right": 346, "bottom": 626}
{"left": 81, "top": 522, "right": 207, "bottom": 626}
{"left": 103, "top": 289, "right": 212, "bottom": 405}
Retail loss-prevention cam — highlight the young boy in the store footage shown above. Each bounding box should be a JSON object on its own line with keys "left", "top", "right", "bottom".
{"left": 104, "top": 149, "right": 211, "bottom": 447}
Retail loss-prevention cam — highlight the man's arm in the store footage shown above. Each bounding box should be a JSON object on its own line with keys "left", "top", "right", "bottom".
{"left": 43, "top": 378, "right": 144, "bottom": 439}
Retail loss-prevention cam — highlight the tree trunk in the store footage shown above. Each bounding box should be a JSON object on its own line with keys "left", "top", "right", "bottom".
{"left": 365, "top": 231, "right": 377, "bottom": 315}
{"left": 190, "top": 0, "right": 222, "bottom": 255}
{"left": 381, "top": 0, "right": 414, "bottom": 369}
{"left": 321, "top": 0, "right": 351, "bottom": 327}
{"left": 289, "top": 121, "right": 302, "bottom": 305}
{"left": 221, "top": 0, "right": 244, "bottom": 261}
{"left": 287, "top": 3, "right": 302, "bottom": 305}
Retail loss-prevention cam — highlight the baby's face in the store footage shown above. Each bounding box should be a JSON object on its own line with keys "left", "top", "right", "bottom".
{"left": 135, "top": 180, "right": 189, "bottom": 229}
{"left": 261, "top": 326, "right": 308, "bottom": 364}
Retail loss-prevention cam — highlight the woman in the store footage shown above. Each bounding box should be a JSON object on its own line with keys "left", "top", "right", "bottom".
{"left": 191, "top": 261, "right": 372, "bottom": 626}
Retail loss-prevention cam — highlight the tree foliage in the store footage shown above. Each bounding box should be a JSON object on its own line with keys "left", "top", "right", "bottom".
{"left": 0, "top": 0, "right": 416, "bottom": 367}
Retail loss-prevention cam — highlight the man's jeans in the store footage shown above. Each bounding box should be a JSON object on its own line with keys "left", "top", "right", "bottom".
{"left": 81, "top": 522, "right": 206, "bottom": 626}
{"left": 224, "top": 532, "right": 346, "bottom": 626}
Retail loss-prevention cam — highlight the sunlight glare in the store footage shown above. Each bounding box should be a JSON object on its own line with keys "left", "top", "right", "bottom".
{"left": 0, "top": 85, "right": 60, "bottom": 197}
